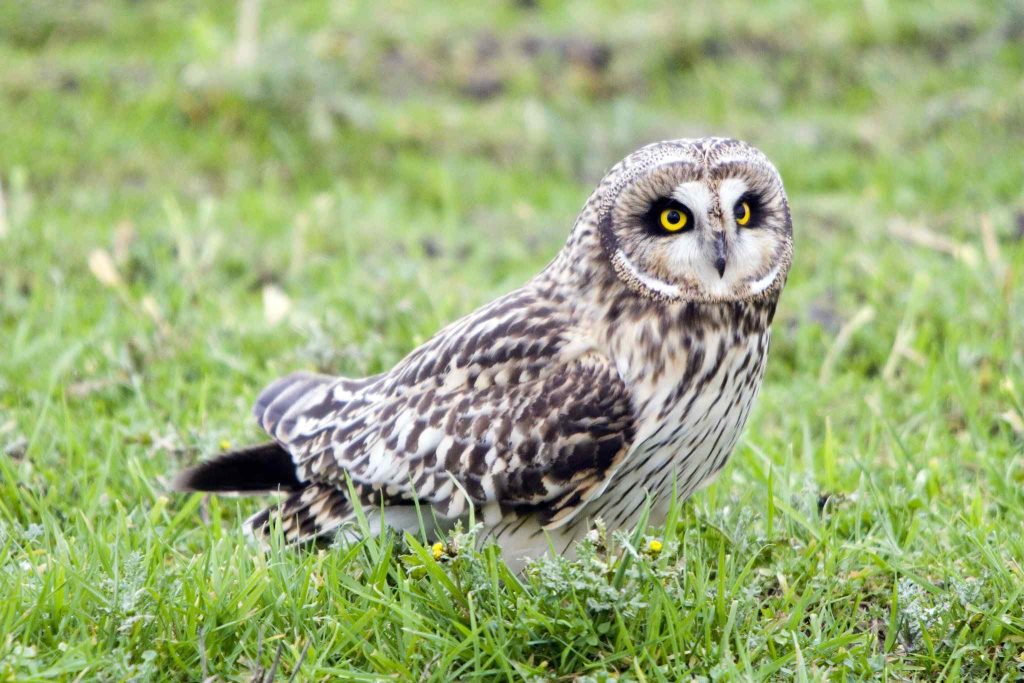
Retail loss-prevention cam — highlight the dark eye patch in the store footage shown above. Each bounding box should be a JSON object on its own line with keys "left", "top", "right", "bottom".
{"left": 642, "top": 197, "right": 694, "bottom": 236}
{"left": 733, "top": 191, "right": 767, "bottom": 228}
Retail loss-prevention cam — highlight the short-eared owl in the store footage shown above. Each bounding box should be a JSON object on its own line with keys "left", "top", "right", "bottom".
{"left": 174, "top": 138, "right": 793, "bottom": 569}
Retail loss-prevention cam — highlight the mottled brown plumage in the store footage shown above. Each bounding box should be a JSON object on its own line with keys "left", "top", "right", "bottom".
{"left": 173, "top": 138, "right": 793, "bottom": 569}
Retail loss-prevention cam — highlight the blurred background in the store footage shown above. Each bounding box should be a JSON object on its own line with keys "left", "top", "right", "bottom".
{"left": 2, "top": 0, "right": 1020, "bottom": 450}
{"left": 1, "top": 0, "right": 1023, "bottom": 679}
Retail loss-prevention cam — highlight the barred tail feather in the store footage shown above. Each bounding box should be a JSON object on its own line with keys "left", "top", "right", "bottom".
{"left": 244, "top": 484, "right": 353, "bottom": 545}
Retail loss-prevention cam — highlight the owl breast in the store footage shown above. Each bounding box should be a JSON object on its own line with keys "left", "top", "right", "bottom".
{"left": 583, "top": 301, "right": 773, "bottom": 531}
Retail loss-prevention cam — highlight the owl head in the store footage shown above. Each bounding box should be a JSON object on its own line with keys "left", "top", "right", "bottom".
{"left": 580, "top": 138, "right": 793, "bottom": 304}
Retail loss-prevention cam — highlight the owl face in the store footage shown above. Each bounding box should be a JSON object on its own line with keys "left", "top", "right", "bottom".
{"left": 595, "top": 138, "right": 793, "bottom": 303}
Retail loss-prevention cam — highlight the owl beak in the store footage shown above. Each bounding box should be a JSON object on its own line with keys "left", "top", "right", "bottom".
{"left": 713, "top": 232, "right": 727, "bottom": 277}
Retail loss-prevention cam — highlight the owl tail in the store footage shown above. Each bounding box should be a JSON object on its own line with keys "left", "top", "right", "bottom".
{"left": 172, "top": 444, "right": 353, "bottom": 545}
{"left": 171, "top": 442, "right": 302, "bottom": 495}
{"left": 244, "top": 483, "right": 353, "bottom": 545}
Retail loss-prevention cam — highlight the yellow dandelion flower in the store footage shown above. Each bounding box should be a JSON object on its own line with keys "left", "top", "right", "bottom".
{"left": 647, "top": 539, "right": 663, "bottom": 554}
{"left": 431, "top": 542, "right": 444, "bottom": 560}
{"left": 219, "top": 438, "right": 232, "bottom": 451}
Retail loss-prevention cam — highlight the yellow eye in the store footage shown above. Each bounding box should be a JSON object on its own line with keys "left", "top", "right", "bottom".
{"left": 659, "top": 208, "right": 687, "bottom": 232}
{"left": 735, "top": 200, "right": 751, "bottom": 226}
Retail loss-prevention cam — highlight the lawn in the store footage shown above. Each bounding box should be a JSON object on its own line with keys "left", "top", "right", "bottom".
{"left": 1, "top": 1, "right": 1023, "bottom": 680}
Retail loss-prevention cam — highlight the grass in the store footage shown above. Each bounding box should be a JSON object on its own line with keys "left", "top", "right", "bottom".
{"left": 1, "top": 0, "right": 1023, "bottom": 680}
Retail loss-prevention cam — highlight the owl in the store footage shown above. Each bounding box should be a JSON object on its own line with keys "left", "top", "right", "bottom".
{"left": 173, "top": 138, "right": 793, "bottom": 570}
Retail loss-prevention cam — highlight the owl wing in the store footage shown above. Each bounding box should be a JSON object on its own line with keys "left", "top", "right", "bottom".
{"left": 254, "top": 290, "right": 638, "bottom": 529}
